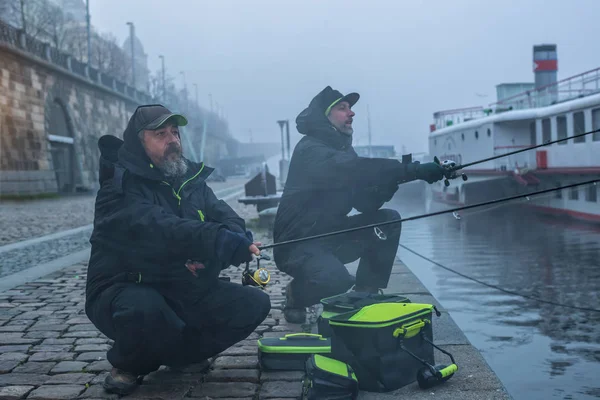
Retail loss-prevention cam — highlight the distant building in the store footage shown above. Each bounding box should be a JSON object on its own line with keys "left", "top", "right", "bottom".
{"left": 354, "top": 145, "right": 396, "bottom": 158}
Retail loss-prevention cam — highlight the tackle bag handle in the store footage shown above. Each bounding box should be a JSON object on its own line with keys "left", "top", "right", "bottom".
{"left": 282, "top": 333, "right": 325, "bottom": 340}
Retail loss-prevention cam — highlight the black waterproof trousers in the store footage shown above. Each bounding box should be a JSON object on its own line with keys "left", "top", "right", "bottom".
{"left": 275, "top": 209, "right": 402, "bottom": 308}
{"left": 86, "top": 279, "right": 271, "bottom": 375}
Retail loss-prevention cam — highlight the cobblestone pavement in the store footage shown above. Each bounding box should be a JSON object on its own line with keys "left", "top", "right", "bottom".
{"left": 0, "top": 178, "right": 247, "bottom": 246}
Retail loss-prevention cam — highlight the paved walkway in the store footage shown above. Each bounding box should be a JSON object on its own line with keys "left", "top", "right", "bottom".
{"left": 0, "top": 194, "right": 511, "bottom": 399}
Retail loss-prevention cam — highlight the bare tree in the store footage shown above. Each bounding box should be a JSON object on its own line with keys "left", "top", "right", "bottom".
{"left": 7, "top": 0, "right": 68, "bottom": 42}
{"left": 92, "top": 32, "right": 130, "bottom": 82}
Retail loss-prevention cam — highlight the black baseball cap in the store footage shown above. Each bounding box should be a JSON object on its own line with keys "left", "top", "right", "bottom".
{"left": 129, "top": 104, "right": 188, "bottom": 132}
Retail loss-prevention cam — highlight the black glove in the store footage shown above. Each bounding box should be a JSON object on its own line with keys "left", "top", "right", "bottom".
{"left": 413, "top": 162, "right": 446, "bottom": 184}
{"left": 214, "top": 229, "right": 253, "bottom": 267}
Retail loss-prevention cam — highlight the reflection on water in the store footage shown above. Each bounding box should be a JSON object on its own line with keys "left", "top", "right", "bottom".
{"left": 390, "top": 198, "right": 600, "bottom": 400}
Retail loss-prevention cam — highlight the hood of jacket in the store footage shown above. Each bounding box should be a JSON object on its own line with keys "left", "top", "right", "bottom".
{"left": 295, "top": 104, "right": 352, "bottom": 150}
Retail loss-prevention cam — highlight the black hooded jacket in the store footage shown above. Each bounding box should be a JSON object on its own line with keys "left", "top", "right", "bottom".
{"left": 85, "top": 129, "right": 246, "bottom": 308}
{"left": 272, "top": 105, "right": 417, "bottom": 249}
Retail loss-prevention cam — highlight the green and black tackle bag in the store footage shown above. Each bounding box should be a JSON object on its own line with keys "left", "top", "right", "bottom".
{"left": 258, "top": 333, "right": 331, "bottom": 371}
{"left": 303, "top": 354, "right": 359, "bottom": 400}
{"left": 329, "top": 302, "right": 440, "bottom": 392}
{"left": 317, "top": 292, "right": 411, "bottom": 338}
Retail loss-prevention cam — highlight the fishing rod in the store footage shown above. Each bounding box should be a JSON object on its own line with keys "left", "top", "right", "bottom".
{"left": 438, "top": 127, "right": 600, "bottom": 186}
{"left": 257, "top": 178, "right": 599, "bottom": 251}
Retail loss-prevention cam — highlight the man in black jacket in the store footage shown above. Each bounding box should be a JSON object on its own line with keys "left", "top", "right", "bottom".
{"left": 273, "top": 86, "right": 445, "bottom": 323}
{"left": 85, "top": 105, "right": 271, "bottom": 395}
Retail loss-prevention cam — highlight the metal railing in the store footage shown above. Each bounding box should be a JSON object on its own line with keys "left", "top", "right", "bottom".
{"left": 490, "top": 67, "right": 600, "bottom": 111}
{"left": 0, "top": 19, "right": 153, "bottom": 104}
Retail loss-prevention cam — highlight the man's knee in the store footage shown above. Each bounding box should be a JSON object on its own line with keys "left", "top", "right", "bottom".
{"left": 377, "top": 209, "right": 402, "bottom": 235}
{"left": 111, "top": 286, "right": 184, "bottom": 334}
{"left": 250, "top": 288, "right": 271, "bottom": 323}
{"left": 311, "top": 268, "right": 355, "bottom": 301}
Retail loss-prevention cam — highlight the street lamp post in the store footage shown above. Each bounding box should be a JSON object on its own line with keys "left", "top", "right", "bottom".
{"left": 85, "top": 0, "right": 91, "bottom": 64}
{"left": 180, "top": 71, "right": 187, "bottom": 111}
{"left": 126, "top": 22, "right": 135, "bottom": 89}
{"left": 158, "top": 55, "right": 165, "bottom": 100}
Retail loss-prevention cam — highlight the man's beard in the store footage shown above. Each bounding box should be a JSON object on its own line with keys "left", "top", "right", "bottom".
{"left": 159, "top": 145, "right": 188, "bottom": 178}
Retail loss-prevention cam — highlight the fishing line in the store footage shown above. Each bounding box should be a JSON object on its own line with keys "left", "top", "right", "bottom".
{"left": 398, "top": 243, "right": 600, "bottom": 313}
{"left": 258, "top": 179, "right": 600, "bottom": 250}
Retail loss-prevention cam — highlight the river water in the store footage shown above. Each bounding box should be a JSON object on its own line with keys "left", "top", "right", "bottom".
{"left": 390, "top": 196, "right": 600, "bottom": 400}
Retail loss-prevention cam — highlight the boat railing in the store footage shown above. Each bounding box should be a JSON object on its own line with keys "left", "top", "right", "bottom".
{"left": 490, "top": 67, "right": 600, "bottom": 111}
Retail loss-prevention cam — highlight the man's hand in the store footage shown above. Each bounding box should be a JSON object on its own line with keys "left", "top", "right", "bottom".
{"left": 215, "top": 229, "right": 257, "bottom": 267}
{"left": 249, "top": 243, "right": 261, "bottom": 257}
{"left": 414, "top": 162, "right": 446, "bottom": 184}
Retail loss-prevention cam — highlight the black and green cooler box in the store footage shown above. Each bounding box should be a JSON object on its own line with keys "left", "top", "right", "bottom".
{"left": 329, "top": 302, "right": 440, "bottom": 392}
{"left": 317, "top": 292, "right": 411, "bottom": 337}
{"left": 303, "top": 354, "right": 359, "bottom": 400}
{"left": 258, "top": 333, "right": 331, "bottom": 371}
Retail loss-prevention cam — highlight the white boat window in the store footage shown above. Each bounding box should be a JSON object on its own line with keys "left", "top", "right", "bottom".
{"left": 557, "top": 115, "right": 567, "bottom": 145}
{"left": 573, "top": 111, "right": 586, "bottom": 143}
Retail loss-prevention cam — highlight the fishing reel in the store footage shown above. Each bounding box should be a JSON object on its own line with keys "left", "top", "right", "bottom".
{"left": 435, "top": 156, "right": 468, "bottom": 187}
{"left": 242, "top": 254, "right": 271, "bottom": 289}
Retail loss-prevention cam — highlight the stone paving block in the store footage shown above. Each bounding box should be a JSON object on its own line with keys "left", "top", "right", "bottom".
{"left": 25, "top": 331, "right": 61, "bottom": 339}
{"left": 259, "top": 380, "right": 304, "bottom": 398}
{"left": 220, "top": 346, "right": 256, "bottom": 356}
{"left": 27, "top": 384, "right": 86, "bottom": 399}
{"left": 0, "top": 325, "right": 30, "bottom": 332}
{"left": 213, "top": 356, "right": 258, "bottom": 369}
{"left": 0, "top": 360, "right": 22, "bottom": 373}
{"left": 0, "top": 352, "right": 28, "bottom": 362}
{"left": 84, "top": 359, "right": 112, "bottom": 372}
{"left": 77, "top": 384, "right": 119, "bottom": 399}
{"left": 90, "top": 371, "right": 109, "bottom": 385}
{"left": 0, "top": 337, "right": 39, "bottom": 345}
{"left": 74, "top": 344, "right": 110, "bottom": 352}
{"left": 0, "top": 373, "right": 49, "bottom": 385}
{"left": 50, "top": 360, "right": 88, "bottom": 373}
{"left": 11, "top": 311, "right": 55, "bottom": 320}
{"left": 5, "top": 320, "right": 34, "bottom": 327}
{"left": 65, "top": 317, "right": 91, "bottom": 325}
{"left": 44, "top": 372, "right": 95, "bottom": 384}
{"left": 0, "top": 385, "right": 34, "bottom": 399}
{"left": 191, "top": 382, "right": 258, "bottom": 398}
{"left": 76, "top": 352, "right": 106, "bottom": 361}
{"left": 204, "top": 368, "right": 260, "bottom": 383}
{"left": 62, "top": 331, "right": 99, "bottom": 338}
{"left": 0, "top": 345, "right": 31, "bottom": 353}
{"left": 28, "top": 352, "right": 75, "bottom": 362}
{"left": 68, "top": 324, "right": 98, "bottom": 332}
{"left": 41, "top": 338, "right": 75, "bottom": 345}
{"left": 30, "top": 344, "right": 73, "bottom": 352}
{"left": 121, "top": 383, "right": 193, "bottom": 399}
{"left": 12, "top": 362, "right": 56, "bottom": 374}
{"left": 75, "top": 338, "right": 108, "bottom": 345}
{"left": 260, "top": 371, "right": 305, "bottom": 382}
{"left": 28, "top": 324, "right": 67, "bottom": 332}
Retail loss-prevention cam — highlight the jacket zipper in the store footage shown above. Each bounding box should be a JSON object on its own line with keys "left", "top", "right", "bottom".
{"left": 161, "top": 163, "right": 205, "bottom": 207}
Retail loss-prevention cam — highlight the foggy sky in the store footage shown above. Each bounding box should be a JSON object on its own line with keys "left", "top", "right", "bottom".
{"left": 90, "top": 0, "right": 600, "bottom": 155}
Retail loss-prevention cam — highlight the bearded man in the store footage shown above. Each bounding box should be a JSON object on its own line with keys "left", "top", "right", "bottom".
{"left": 85, "top": 105, "right": 270, "bottom": 395}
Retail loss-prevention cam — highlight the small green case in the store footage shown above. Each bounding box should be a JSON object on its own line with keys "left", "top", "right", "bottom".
{"left": 257, "top": 333, "right": 331, "bottom": 371}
